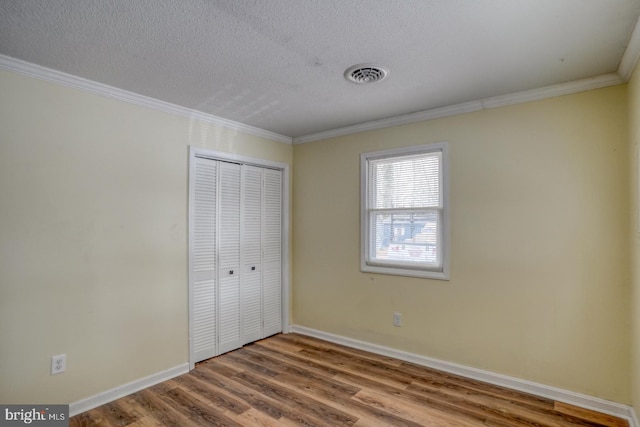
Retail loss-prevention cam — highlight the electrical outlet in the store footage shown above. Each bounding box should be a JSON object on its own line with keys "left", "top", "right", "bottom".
{"left": 393, "top": 312, "right": 402, "bottom": 327}
{"left": 51, "top": 354, "right": 66, "bottom": 375}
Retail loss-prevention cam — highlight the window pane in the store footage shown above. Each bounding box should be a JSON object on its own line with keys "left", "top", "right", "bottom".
{"left": 370, "top": 210, "right": 440, "bottom": 267}
{"left": 370, "top": 152, "right": 441, "bottom": 209}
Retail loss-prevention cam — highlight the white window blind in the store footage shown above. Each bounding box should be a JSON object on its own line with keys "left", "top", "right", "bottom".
{"left": 361, "top": 143, "right": 449, "bottom": 280}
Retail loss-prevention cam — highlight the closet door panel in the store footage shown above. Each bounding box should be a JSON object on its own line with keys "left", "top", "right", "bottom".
{"left": 263, "top": 168, "right": 282, "bottom": 337}
{"left": 191, "top": 158, "right": 217, "bottom": 362}
{"left": 218, "top": 162, "right": 242, "bottom": 354}
{"left": 242, "top": 166, "right": 263, "bottom": 344}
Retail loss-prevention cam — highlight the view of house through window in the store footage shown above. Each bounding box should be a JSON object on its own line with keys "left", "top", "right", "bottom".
{"left": 373, "top": 211, "right": 439, "bottom": 265}
{"left": 361, "top": 143, "right": 449, "bottom": 280}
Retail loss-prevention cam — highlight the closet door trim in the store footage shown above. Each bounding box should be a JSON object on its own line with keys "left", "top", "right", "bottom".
{"left": 188, "top": 146, "right": 290, "bottom": 370}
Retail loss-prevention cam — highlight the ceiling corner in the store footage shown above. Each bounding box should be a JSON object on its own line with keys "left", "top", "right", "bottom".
{"left": 618, "top": 14, "right": 640, "bottom": 81}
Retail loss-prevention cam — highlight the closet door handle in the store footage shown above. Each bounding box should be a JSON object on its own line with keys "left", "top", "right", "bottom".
{"left": 229, "top": 270, "right": 234, "bottom": 275}
{"left": 251, "top": 266, "right": 256, "bottom": 271}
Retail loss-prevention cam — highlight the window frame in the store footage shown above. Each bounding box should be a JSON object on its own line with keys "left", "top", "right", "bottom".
{"left": 360, "top": 142, "right": 450, "bottom": 280}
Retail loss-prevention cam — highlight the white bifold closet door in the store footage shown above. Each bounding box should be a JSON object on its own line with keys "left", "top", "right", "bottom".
{"left": 241, "top": 165, "right": 264, "bottom": 344}
{"left": 191, "top": 158, "right": 282, "bottom": 363}
{"left": 218, "top": 162, "right": 242, "bottom": 354}
{"left": 191, "top": 157, "right": 218, "bottom": 362}
{"left": 241, "top": 166, "right": 282, "bottom": 342}
{"left": 262, "top": 168, "right": 282, "bottom": 337}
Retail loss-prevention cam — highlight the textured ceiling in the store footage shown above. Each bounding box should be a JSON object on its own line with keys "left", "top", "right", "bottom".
{"left": 1, "top": 0, "right": 640, "bottom": 140}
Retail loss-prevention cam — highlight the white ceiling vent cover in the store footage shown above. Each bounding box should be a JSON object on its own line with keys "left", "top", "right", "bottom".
{"left": 345, "top": 64, "right": 389, "bottom": 84}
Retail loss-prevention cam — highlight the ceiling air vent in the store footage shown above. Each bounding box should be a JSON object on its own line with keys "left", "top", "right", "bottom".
{"left": 344, "top": 64, "right": 389, "bottom": 84}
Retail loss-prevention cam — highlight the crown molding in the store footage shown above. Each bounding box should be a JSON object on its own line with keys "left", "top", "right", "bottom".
{"left": 293, "top": 72, "right": 624, "bottom": 144}
{"left": 0, "top": 55, "right": 292, "bottom": 145}
{"left": 0, "top": 52, "right": 630, "bottom": 147}
{"left": 293, "top": 101, "right": 484, "bottom": 144}
{"left": 619, "top": 15, "right": 640, "bottom": 81}
{"left": 480, "top": 73, "right": 624, "bottom": 109}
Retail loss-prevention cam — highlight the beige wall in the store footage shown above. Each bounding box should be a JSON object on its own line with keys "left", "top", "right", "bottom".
{"left": 293, "top": 85, "right": 631, "bottom": 403}
{"left": 629, "top": 61, "right": 640, "bottom": 419}
{"left": 0, "top": 69, "right": 292, "bottom": 404}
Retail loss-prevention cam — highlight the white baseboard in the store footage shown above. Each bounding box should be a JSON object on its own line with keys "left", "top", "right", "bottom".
{"left": 290, "top": 325, "right": 638, "bottom": 427}
{"left": 69, "top": 363, "right": 190, "bottom": 416}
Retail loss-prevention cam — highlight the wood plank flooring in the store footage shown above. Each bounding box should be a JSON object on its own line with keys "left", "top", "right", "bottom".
{"left": 70, "top": 333, "right": 628, "bottom": 426}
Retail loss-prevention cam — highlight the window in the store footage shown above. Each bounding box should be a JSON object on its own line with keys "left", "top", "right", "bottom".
{"left": 361, "top": 142, "right": 449, "bottom": 280}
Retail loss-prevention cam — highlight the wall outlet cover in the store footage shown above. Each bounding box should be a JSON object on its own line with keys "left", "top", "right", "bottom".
{"left": 393, "top": 312, "right": 402, "bottom": 327}
{"left": 51, "top": 354, "right": 66, "bottom": 375}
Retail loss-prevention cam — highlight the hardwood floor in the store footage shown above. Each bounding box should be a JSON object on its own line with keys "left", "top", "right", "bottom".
{"left": 70, "top": 333, "right": 628, "bottom": 427}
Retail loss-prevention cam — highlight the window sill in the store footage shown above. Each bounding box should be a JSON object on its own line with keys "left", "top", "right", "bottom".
{"left": 361, "top": 263, "right": 449, "bottom": 280}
